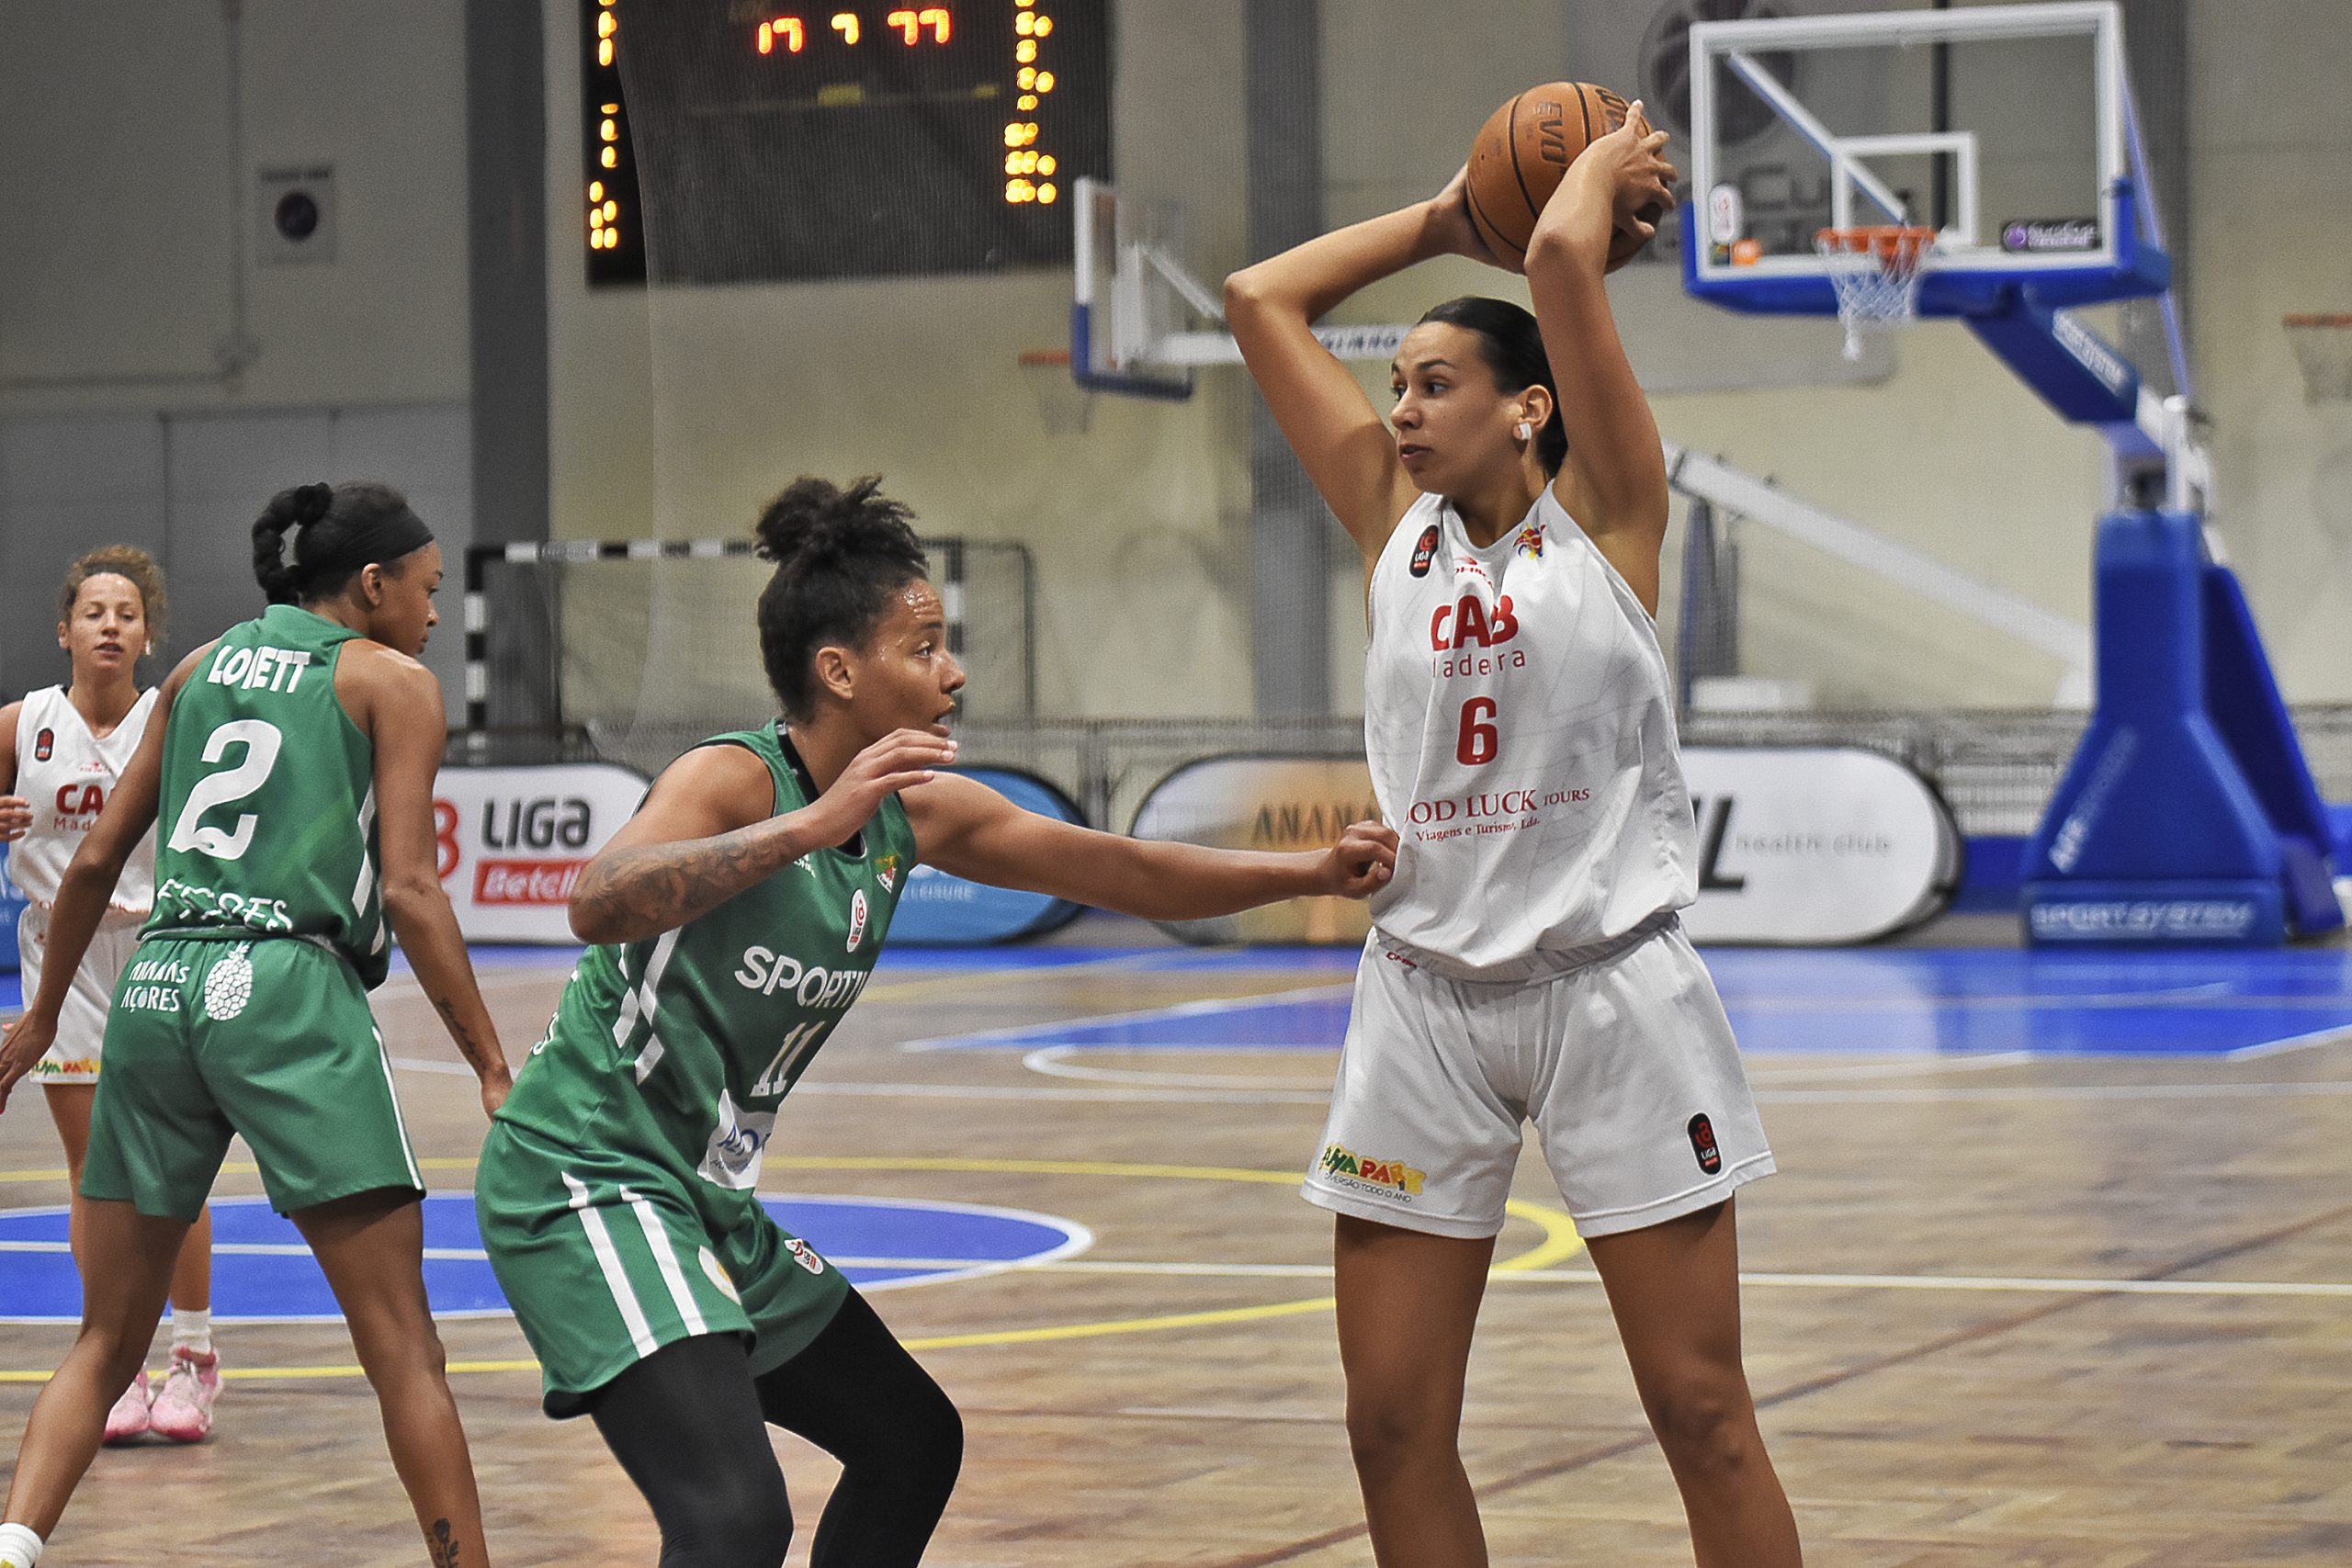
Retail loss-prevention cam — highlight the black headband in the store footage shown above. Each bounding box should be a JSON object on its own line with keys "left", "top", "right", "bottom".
{"left": 285, "top": 503, "right": 435, "bottom": 579}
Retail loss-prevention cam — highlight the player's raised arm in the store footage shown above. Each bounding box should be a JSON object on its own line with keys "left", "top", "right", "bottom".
{"left": 1225, "top": 191, "right": 1491, "bottom": 564}
{"left": 904, "top": 773, "right": 1395, "bottom": 920}
{"left": 1523, "top": 101, "right": 1677, "bottom": 608}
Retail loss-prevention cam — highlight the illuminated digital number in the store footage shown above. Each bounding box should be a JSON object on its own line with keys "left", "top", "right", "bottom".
{"left": 831, "top": 11, "right": 859, "bottom": 44}
{"left": 757, "top": 17, "right": 805, "bottom": 53}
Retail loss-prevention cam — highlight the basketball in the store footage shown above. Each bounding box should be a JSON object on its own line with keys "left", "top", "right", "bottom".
{"left": 1464, "top": 81, "right": 1661, "bottom": 270}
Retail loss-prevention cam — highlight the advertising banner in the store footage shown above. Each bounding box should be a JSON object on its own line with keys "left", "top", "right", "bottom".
{"left": 433, "top": 763, "right": 649, "bottom": 943}
{"left": 1679, "top": 747, "right": 1961, "bottom": 944}
{"left": 1128, "top": 749, "right": 1958, "bottom": 948}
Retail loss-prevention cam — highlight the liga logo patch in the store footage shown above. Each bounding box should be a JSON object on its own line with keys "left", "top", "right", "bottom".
{"left": 33, "top": 728, "right": 53, "bottom": 762}
{"left": 1687, "top": 1112, "right": 1723, "bottom": 1176}
{"left": 1319, "top": 1142, "right": 1426, "bottom": 1197}
{"left": 785, "top": 1236, "right": 827, "bottom": 1277}
{"left": 1408, "top": 524, "right": 1442, "bottom": 578}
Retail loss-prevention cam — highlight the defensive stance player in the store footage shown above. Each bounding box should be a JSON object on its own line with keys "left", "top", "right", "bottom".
{"left": 476, "top": 475, "right": 1398, "bottom": 1568}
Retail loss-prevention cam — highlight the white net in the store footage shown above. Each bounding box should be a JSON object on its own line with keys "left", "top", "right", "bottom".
{"left": 2284, "top": 314, "right": 2352, "bottom": 403}
{"left": 1815, "top": 226, "right": 1939, "bottom": 361}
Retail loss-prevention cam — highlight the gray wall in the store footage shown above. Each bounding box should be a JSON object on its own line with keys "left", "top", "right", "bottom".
{"left": 0, "top": 0, "right": 473, "bottom": 711}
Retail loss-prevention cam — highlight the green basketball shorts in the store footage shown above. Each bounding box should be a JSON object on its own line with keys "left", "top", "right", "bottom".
{"left": 475, "top": 1119, "right": 853, "bottom": 1416}
{"left": 79, "top": 935, "right": 424, "bottom": 1222}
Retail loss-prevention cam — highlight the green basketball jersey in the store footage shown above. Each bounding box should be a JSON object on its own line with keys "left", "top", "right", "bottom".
{"left": 496, "top": 723, "right": 915, "bottom": 1197}
{"left": 148, "top": 604, "right": 390, "bottom": 987}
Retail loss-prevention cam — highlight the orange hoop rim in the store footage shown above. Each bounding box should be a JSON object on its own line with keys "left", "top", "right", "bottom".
{"left": 1815, "top": 224, "right": 1939, "bottom": 264}
{"left": 2283, "top": 312, "right": 2352, "bottom": 331}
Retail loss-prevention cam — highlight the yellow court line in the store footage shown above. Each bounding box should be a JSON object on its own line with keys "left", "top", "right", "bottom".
{"left": 1, "top": 1156, "right": 1583, "bottom": 1380}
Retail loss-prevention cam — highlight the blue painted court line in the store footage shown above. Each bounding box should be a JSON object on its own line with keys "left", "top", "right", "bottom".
{"left": 0, "top": 1192, "right": 1085, "bottom": 1326}
{"left": 915, "top": 945, "right": 2352, "bottom": 1059}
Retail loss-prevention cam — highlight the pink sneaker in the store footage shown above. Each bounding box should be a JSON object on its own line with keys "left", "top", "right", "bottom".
{"left": 102, "top": 1371, "right": 153, "bottom": 1443}
{"left": 146, "top": 1348, "right": 220, "bottom": 1442}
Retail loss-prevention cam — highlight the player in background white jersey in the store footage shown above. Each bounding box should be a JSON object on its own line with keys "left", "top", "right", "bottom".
{"left": 0, "top": 548, "right": 224, "bottom": 1445}
{"left": 1226, "top": 104, "right": 1800, "bottom": 1566}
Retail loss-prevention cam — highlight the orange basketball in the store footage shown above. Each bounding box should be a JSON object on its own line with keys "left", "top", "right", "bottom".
{"left": 1464, "top": 81, "right": 1661, "bottom": 271}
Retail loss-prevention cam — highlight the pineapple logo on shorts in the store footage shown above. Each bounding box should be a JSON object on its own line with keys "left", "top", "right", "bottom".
{"left": 202, "top": 943, "right": 256, "bottom": 1021}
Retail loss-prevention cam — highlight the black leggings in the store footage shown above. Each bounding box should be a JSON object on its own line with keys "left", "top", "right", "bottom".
{"left": 587, "top": 1290, "right": 963, "bottom": 1568}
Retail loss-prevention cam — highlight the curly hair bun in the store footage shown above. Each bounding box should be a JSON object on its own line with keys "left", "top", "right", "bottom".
{"left": 755, "top": 475, "right": 903, "bottom": 566}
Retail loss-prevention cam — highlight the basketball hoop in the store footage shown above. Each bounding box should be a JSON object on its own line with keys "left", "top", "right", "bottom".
{"left": 1815, "top": 226, "right": 1939, "bottom": 362}
{"left": 2283, "top": 313, "right": 2352, "bottom": 403}
{"left": 1017, "top": 348, "right": 1094, "bottom": 435}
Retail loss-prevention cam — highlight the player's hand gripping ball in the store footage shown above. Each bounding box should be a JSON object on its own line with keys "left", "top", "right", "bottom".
{"left": 1464, "top": 81, "right": 1669, "bottom": 272}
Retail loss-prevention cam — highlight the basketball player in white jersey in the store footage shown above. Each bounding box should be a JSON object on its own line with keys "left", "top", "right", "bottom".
{"left": 1225, "top": 104, "right": 1801, "bottom": 1564}
{"left": 1, "top": 549, "right": 223, "bottom": 1444}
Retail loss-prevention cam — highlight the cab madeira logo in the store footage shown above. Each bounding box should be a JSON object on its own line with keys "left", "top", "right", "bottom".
{"left": 1319, "top": 1142, "right": 1425, "bottom": 1196}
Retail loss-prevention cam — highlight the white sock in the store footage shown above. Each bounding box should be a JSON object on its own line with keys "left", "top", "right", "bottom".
{"left": 0, "top": 1520, "right": 45, "bottom": 1567}
{"left": 171, "top": 1306, "right": 212, "bottom": 1358}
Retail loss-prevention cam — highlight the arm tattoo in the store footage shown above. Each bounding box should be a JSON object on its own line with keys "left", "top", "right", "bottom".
{"left": 432, "top": 998, "right": 505, "bottom": 1079}
{"left": 428, "top": 1518, "right": 461, "bottom": 1568}
{"left": 571, "top": 823, "right": 793, "bottom": 941}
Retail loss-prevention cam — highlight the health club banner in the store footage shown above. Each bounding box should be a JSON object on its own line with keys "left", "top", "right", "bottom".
{"left": 1129, "top": 749, "right": 1959, "bottom": 947}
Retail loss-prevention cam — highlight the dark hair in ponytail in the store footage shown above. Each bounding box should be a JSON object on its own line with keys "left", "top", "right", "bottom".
{"left": 1417, "top": 296, "right": 1569, "bottom": 475}
{"left": 753, "top": 475, "right": 930, "bottom": 721}
{"left": 251, "top": 480, "right": 434, "bottom": 605}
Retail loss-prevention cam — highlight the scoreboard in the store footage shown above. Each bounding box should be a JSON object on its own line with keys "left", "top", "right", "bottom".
{"left": 584, "top": 0, "right": 1109, "bottom": 285}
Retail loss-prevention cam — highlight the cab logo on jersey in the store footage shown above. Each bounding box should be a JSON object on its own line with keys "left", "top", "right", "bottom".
{"left": 1319, "top": 1142, "right": 1426, "bottom": 1198}
{"left": 1408, "top": 524, "right": 1442, "bottom": 578}
{"left": 1687, "top": 1112, "right": 1723, "bottom": 1176}
{"left": 32, "top": 728, "right": 53, "bottom": 762}
{"left": 846, "top": 888, "right": 869, "bottom": 952}
{"left": 784, "top": 1237, "right": 827, "bottom": 1277}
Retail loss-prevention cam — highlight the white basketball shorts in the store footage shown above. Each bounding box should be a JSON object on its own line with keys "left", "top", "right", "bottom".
{"left": 17, "top": 903, "right": 147, "bottom": 1084}
{"left": 1303, "top": 915, "right": 1774, "bottom": 1240}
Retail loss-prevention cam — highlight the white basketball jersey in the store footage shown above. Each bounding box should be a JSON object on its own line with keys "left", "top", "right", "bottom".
{"left": 1363, "top": 487, "right": 1695, "bottom": 979}
{"left": 8, "top": 685, "right": 158, "bottom": 914}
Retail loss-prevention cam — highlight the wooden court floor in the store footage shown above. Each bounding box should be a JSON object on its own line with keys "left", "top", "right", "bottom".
{"left": 5, "top": 928, "right": 2352, "bottom": 1566}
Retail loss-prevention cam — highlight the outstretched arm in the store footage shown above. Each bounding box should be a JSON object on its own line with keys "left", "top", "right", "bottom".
{"left": 569, "top": 729, "right": 956, "bottom": 946}
{"left": 1226, "top": 196, "right": 1481, "bottom": 563}
{"left": 904, "top": 773, "right": 1396, "bottom": 920}
{"left": 1525, "top": 102, "right": 1677, "bottom": 611}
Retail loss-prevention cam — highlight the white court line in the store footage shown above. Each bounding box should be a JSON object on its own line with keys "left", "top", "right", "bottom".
{"left": 2225, "top": 1023, "right": 2352, "bottom": 1062}
{"left": 1021, "top": 1043, "right": 1332, "bottom": 1090}
{"left": 1746, "top": 1051, "right": 2036, "bottom": 1083}
{"left": 1011, "top": 1260, "right": 2352, "bottom": 1299}
{"left": 12, "top": 1237, "right": 2333, "bottom": 1300}
{"left": 379, "top": 1055, "right": 2352, "bottom": 1109}
{"left": 902, "top": 983, "right": 1356, "bottom": 1053}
